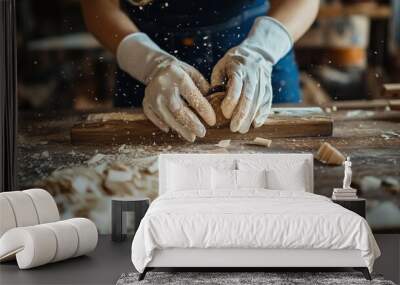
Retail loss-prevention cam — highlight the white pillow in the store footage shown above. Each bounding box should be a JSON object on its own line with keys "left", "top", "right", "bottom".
{"left": 167, "top": 163, "right": 212, "bottom": 191}
{"left": 267, "top": 167, "right": 306, "bottom": 191}
{"left": 212, "top": 168, "right": 237, "bottom": 190}
{"left": 236, "top": 169, "right": 267, "bottom": 189}
{"left": 237, "top": 159, "right": 308, "bottom": 191}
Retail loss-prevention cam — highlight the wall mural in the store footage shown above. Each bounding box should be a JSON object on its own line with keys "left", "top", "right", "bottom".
{"left": 16, "top": 1, "right": 400, "bottom": 234}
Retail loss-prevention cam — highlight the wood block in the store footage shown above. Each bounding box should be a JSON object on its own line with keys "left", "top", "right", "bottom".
{"left": 70, "top": 107, "right": 333, "bottom": 145}
{"left": 71, "top": 108, "right": 332, "bottom": 145}
{"left": 315, "top": 142, "right": 346, "bottom": 165}
{"left": 207, "top": 91, "right": 229, "bottom": 128}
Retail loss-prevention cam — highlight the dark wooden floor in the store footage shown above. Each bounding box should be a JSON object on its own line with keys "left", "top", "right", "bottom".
{"left": 1, "top": 234, "right": 398, "bottom": 284}
{"left": 0, "top": 235, "right": 133, "bottom": 285}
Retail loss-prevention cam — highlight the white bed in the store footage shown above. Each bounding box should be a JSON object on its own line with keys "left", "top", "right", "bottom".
{"left": 131, "top": 153, "right": 380, "bottom": 280}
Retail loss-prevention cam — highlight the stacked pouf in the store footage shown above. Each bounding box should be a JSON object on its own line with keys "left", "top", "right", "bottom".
{"left": 0, "top": 189, "right": 98, "bottom": 269}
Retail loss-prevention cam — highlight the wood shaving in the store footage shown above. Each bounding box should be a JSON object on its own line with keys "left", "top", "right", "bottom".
{"left": 382, "top": 177, "right": 400, "bottom": 194}
{"left": 87, "top": 112, "right": 146, "bottom": 122}
{"left": 315, "top": 142, "right": 345, "bottom": 165}
{"left": 41, "top": 151, "right": 50, "bottom": 158}
{"left": 215, "top": 139, "right": 231, "bottom": 148}
{"left": 94, "top": 162, "right": 107, "bottom": 175}
{"left": 345, "top": 110, "right": 375, "bottom": 118}
{"left": 383, "top": 131, "right": 400, "bottom": 138}
{"left": 246, "top": 137, "right": 272, "bottom": 147}
{"left": 118, "top": 144, "right": 131, "bottom": 153}
{"left": 207, "top": 148, "right": 229, "bottom": 154}
{"left": 107, "top": 168, "right": 133, "bottom": 182}
{"left": 35, "top": 155, "right": 160, "bottom": 234}
{"left": 146, "top": 159, "right": 158, "bottom": 174}
{"left": 87, "top": 153, "right": 105, "bottom": 164}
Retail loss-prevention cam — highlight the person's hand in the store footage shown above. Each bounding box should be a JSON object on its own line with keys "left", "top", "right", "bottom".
{"left": 211, "top": 17, "right": 292, "bottom": 134}
{"left": 117, "top": 33, "right": 215, "bottom": 142}
{"left": 143, "top": 60, "right": 216, "bottom": 142}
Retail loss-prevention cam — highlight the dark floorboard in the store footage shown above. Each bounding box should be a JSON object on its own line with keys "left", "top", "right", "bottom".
{"left": 0, "top": 235, "right": 133, "bottom": 285}
{"left": 1, "top": 235, "right": 396, "bottom": 284}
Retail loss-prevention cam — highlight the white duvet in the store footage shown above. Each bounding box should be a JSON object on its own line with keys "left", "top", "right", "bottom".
{"left": 131, "top": 190, "right": 380, "bottom": 273}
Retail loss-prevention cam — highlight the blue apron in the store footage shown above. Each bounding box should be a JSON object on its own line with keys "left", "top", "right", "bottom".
{"left": 115, "top": 0, "right": 300, "bottom": 107}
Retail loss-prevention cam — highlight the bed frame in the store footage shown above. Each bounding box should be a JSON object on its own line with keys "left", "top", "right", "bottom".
{"left": 139, "top": 153, "right": 371, "bottom": 280}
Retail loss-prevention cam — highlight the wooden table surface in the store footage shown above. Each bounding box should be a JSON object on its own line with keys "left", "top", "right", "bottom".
{"left": 17, "top": 108, "right": 400, "bottom": 233}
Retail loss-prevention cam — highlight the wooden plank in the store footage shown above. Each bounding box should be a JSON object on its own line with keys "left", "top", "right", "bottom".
{"left": 326, "top": 99, "right": 400, "bottom": 111}
{"left": 382, "top": 84, "right": 400, "bottom": 98}
{"left": 70, "top": 108, "right": 333, "bottom": 145}
{"left": 318, "top": 2, "right": 391, "bottom": 20}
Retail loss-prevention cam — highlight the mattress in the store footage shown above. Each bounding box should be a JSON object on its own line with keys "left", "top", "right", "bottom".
{"left": 131, "top": 190, "right": 380, "bottom": 273}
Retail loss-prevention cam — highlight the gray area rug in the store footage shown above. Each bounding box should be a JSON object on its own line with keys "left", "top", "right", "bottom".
{"left": 116, "top": 272, "right": 396, "bottom": 285}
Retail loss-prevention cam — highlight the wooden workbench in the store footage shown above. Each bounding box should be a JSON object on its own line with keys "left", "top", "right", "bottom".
{"left": 17, "top": 108, "right": 400, "bottom": 233}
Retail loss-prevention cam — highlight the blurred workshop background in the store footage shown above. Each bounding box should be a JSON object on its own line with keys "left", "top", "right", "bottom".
{"left": 15, "top": 0, "right": 400, "bottom": 236}
{"left": 16, "top": 0, "right": 400, "bottom": 110}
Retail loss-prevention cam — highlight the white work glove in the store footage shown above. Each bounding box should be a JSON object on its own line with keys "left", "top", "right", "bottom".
{"left": 211, "top": 17, "right": 293, "bottom": 134}
{"left": 117, "top": 33, "right": 215, "bottom": 142}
